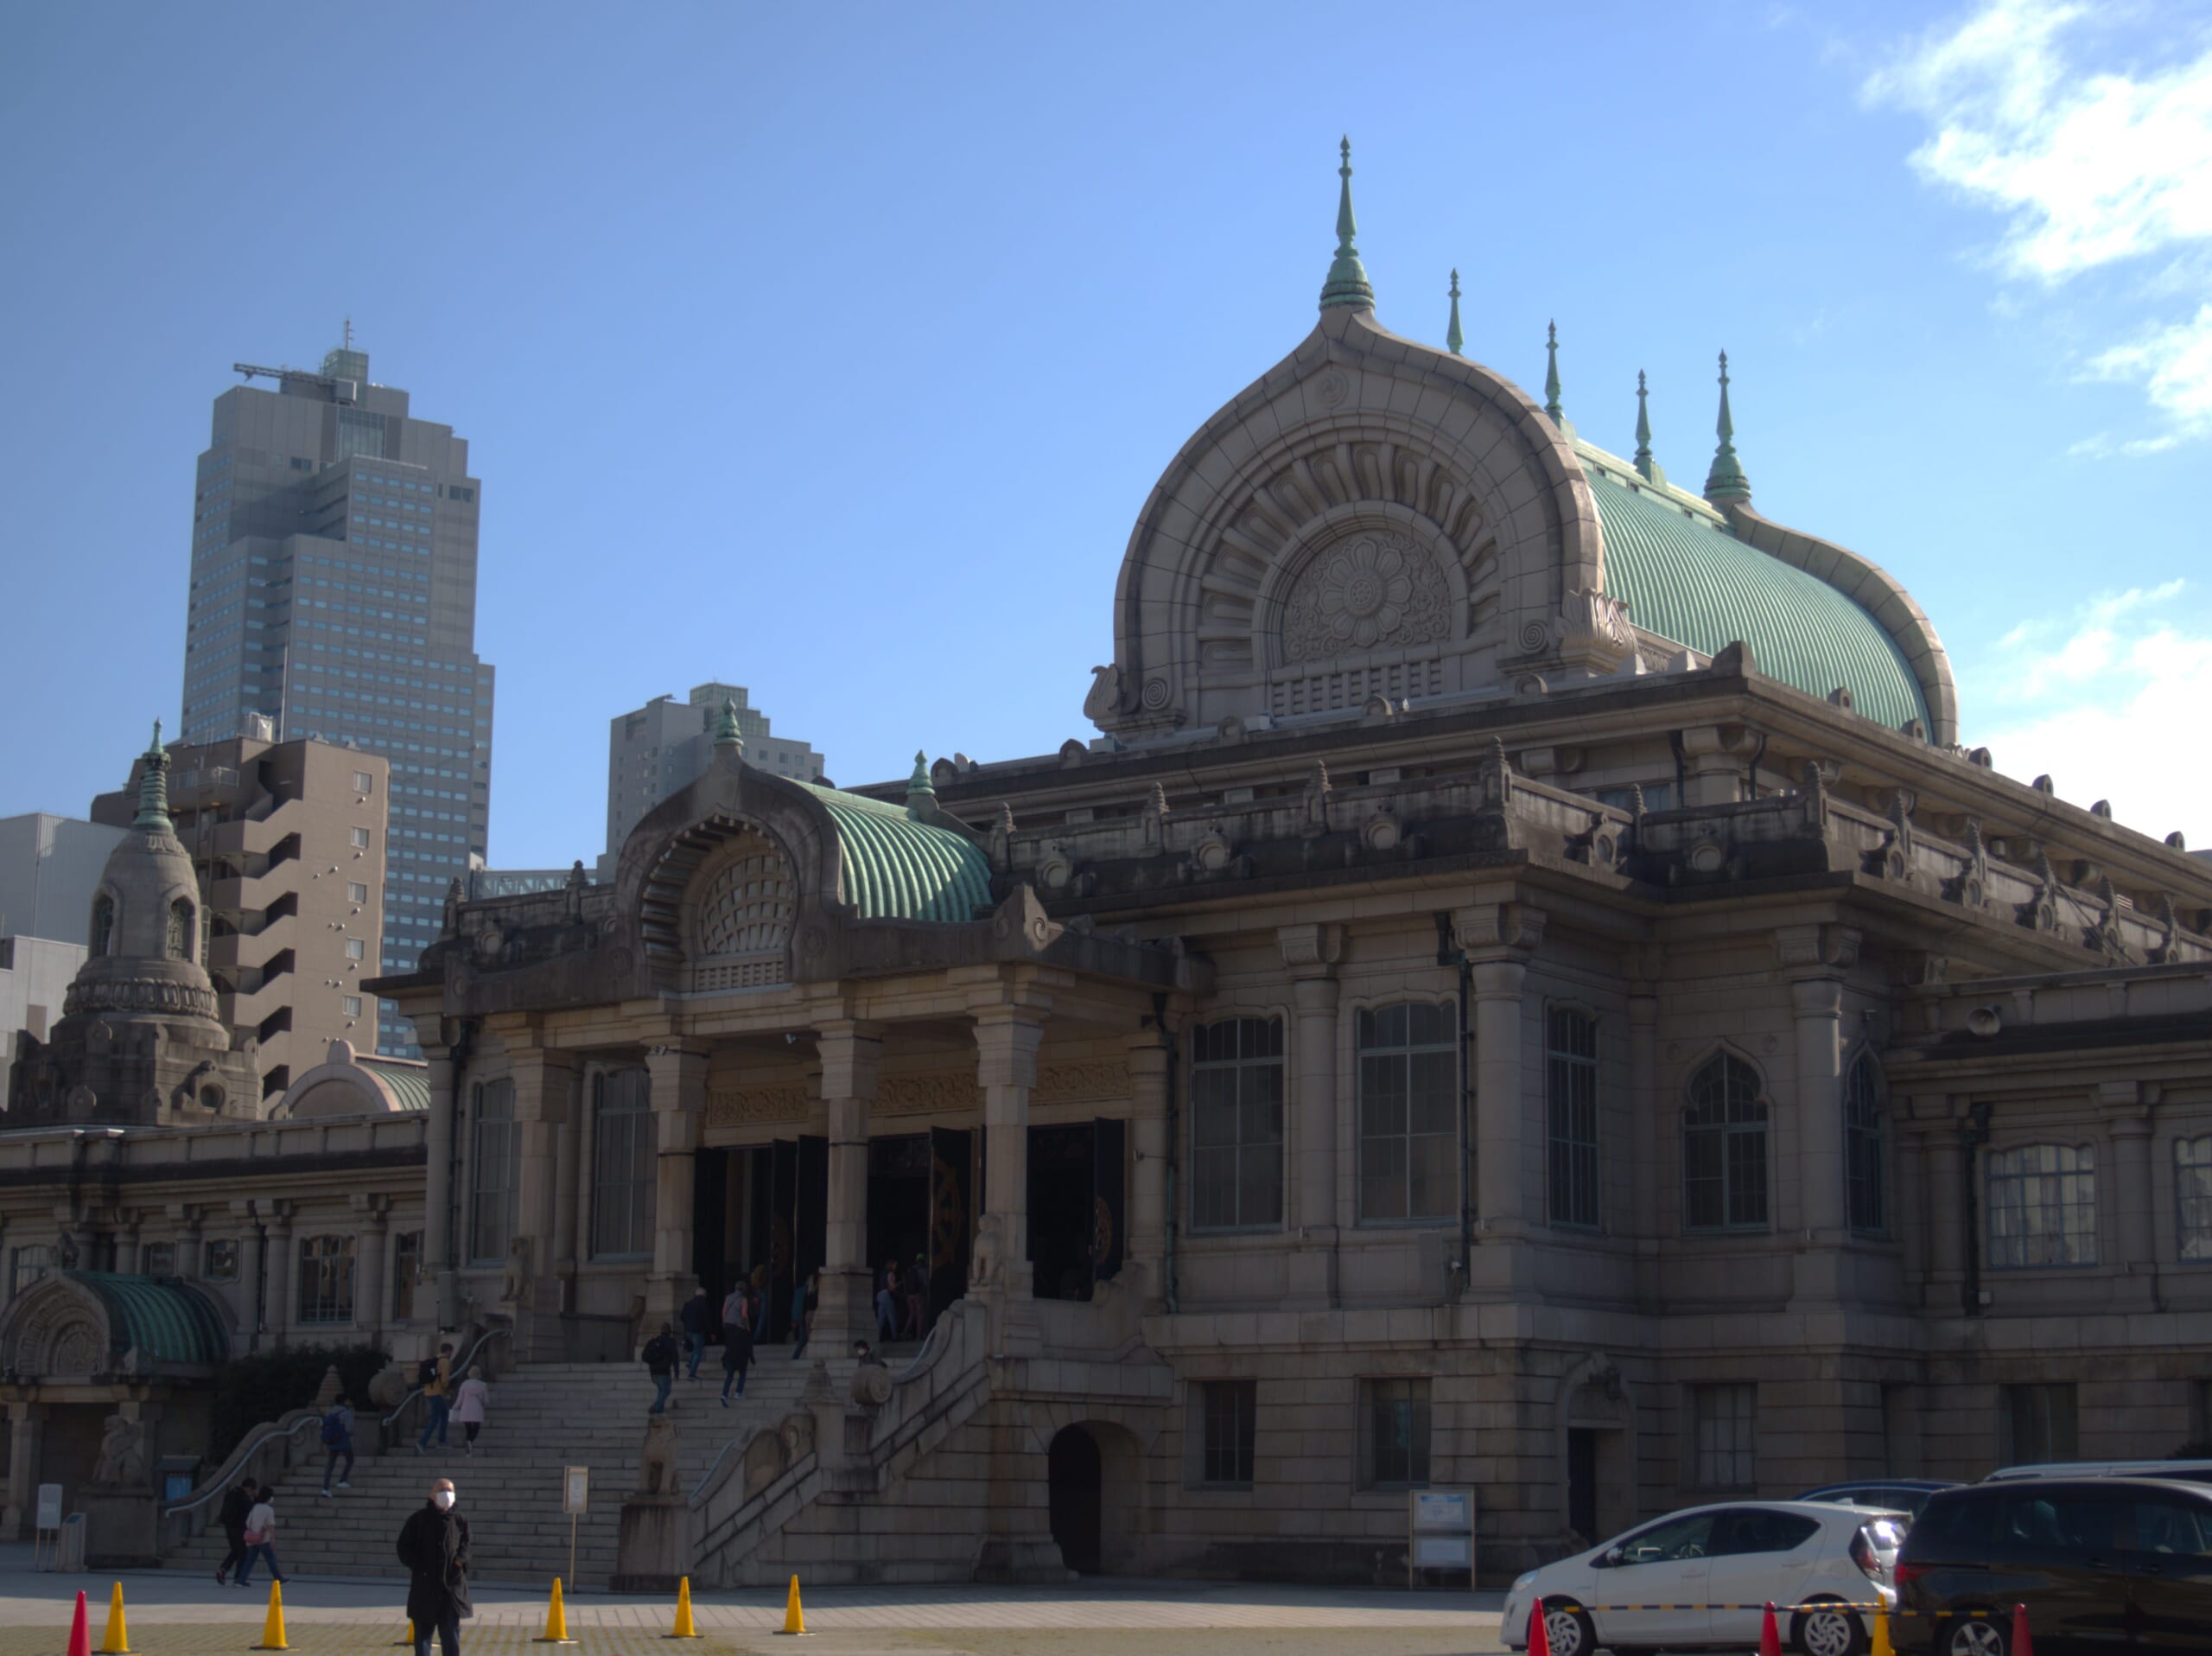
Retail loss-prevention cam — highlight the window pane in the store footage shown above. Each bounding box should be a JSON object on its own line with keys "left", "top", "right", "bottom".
{"left": 1190, "top": 1018, "right": 1284, "bottom": 1232}
{"left": 2179, "top": 1138, "right": 2212, "bottom": 1262}
{"left": 1199, "top": 1380, "right": 1256, "bottom": 1486}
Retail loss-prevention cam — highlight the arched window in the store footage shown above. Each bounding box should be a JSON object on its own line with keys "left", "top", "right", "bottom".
{"left": 1357, "top": 1002, "right": 1458, "bottom": 1223}
{"left": 591, "top": 1067, "right": 655, "bottom": 1259}
{"left": 1546, "top": 1008, "right": 1600, "bottom": 1230}
{"left": 2177, "top": 1137, "right": 2212, "bottom": 1260}
{"left": 297, "top": 1233, "right": 357, "bottom": 1323}
{"left": 1683, "top": 1053, "right": 1769, "bottom": 1232}
{"left": 1845, "top": 1055, "right": 1887, "bottom": 1235}
{"left": 166, "top": 898, "right": 195, "bottom": 961}
{"left": 1986, "top": 1143, "right": 2097, "bottom": 1268}
{"left": 89, "top": 895, "right": 114, "bottom": 958}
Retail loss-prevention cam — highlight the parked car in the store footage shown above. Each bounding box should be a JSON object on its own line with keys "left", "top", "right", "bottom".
{"left": 1798, "top": 1480, "right": 1958, "bottom": 1519}
{"left": 1896, "top": 1477, "right": 2212, "bottom": 1653}
{"left": 1982, "top": 1459, "right": 2212, "bottom": 1487}
{"left": 1502, "top": 1500, "right": 1905, "bottom": 1656}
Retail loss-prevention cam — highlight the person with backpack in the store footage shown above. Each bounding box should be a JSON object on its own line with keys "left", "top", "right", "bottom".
{"left": 234, "top": 1487, "right": 284, "bottom": 1587}
{"left": 642, "top": 1322, "right": 680, "bottom": 1413}
{"left": 450, "top": 1366, "right": 492, "bottom": 1455}
{"left": 319, "top": 1394, "right": 356, "bottom": 1495}
{"left": 213, "top": 1476, "right": 257, "bottom": 1584}
{"left": 678, "top": 1287, "right": 711, "bottom": 1380}
{"left": 416, "top": 1341, "right": 454, "bottom": 1453}
{"left": 718, "top": 1307, "right": 753, "bottom": 1406}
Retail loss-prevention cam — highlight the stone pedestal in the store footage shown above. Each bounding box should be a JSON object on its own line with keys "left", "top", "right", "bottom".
{"left": 612, "top": 1494, "right": 688, "bottom": 1594}
{"left": 80, "top": 1489, "right": 159, "bottom": 1568}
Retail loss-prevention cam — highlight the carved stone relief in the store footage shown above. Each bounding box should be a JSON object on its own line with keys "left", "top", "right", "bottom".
{"left": 1280, "top": 531, "right": 1449, "bottom": 664}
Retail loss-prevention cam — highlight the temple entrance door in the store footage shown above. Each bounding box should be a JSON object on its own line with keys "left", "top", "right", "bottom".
{"left": 1027, "top": 1119, "right": 1128, "bottom": 1302}
{"left": 764, "top": 1136, "right": 828, "bottom": 1342}
{"left": 927, "top": 1126, "right": 972, "bottom": 1324}
{"left": 691, "top": 1148, "right": 732, "bottom": 1325}
{"left": 865, "top": 1134, "right": 931, "bottom": 1339}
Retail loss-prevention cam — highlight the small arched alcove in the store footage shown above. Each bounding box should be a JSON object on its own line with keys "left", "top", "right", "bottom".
{"left": 1046, "top": 1420, "right": 1146, "bottom": 1575}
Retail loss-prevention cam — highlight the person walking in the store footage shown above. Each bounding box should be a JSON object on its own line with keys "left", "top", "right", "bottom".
{"left": 319, "top": 1394, "right": 356, "bottom": 1495}
{"left": 874, "top": 1259, "right": 899, "bottom": 1343}
{"left": 235, "top": 1488, "right": 284, "bottom": 1587}
{"left": 642, "top": 1322, "right": 680, "bottom": 1412}
{"left": 719, "top": 1308, "right": 753, "bottom": 1406}
{"left": 720, "top": 1278, "right": 748, "bottom": 1347}
{"left": 790, "top": 1271, "right": 819, "bottom": 1360}
{"left": 903, "top": 1255, "right": 928, "bottom": 1340}
{"left": 213, "top": 1475, "right": 257, "bottom": 1584}
{"left": 396, "top": 1477, "right": 472, "bottom": 1656}
{"left": 451, "top": 1366, "right": 492, "bottom": 1455}
{"left": 678, "top": 1287, "right": 710, "bottom": 1380}
{"left": 416, "top": 1341, "right": 455, "bottom": 1453}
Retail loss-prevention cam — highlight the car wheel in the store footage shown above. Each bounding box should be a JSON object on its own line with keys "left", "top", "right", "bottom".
{"left": 1943, "top": 1613, "right": 2006, "bottom": 1656}
{"left": 1541, "top": 1600, "right": 1598, "bottom": 1656}
{"left": 1793, "top": 1598, "right": 1866, "bottom": 1656}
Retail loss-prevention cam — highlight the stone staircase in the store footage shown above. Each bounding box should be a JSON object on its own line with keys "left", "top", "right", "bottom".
{"left": 176, "top": 1347, "right": 872, "bottom": 1590}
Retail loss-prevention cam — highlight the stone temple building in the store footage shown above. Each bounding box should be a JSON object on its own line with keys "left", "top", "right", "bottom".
{"left": 3, "top": 145, "right": 2210, "bottom": 1587}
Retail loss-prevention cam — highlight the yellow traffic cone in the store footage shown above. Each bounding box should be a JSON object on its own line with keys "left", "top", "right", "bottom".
{"left": 664, "top": 1576, "right": 700, "bottom": 1639}
{"left": 99, "top": 1583, "right": 130, "bottom": 1655}
{"left": 532, "top": 1578, "right": 578, "bottom": 1646}
{"left": 393, "top": 1621, "right": 416, "bottom": 1648}
{"left": 251, "top": 1582, "right": 289, "bottom": 1652}
{"left": 773, "top": 1574, "right": 810, "bottom": 1637}
{"left": 1871, "top": 1608, "right": 1894, "bottom": 1656}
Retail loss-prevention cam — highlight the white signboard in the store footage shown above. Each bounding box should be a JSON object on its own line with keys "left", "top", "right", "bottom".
{"left": 1416, "top": 1535, "right": 1473, "bottom": 1568}
{"left": 1408, "top": 1485, "right": 1477, "bottom": 1589}
{"left": 563, "top": 1466, "right": 589, "bottom": 1515}
{"left": 1414, "top": 1490, "right": 1471, "bottom": 1530}
{"left": 35, "top": 1484, "right": 61, "bottom": 1530}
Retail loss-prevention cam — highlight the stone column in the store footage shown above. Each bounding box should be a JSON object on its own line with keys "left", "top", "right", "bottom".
{"left": 645, "top": 1042, "right": 709, "bottom": 1327}
{"left": 118, "top": 1215, "right": 142, "bottom": 1276}
{"left": 2103, "top": 1080, "right": 2158, "bottom": 1306}
{"left": 1456, "top": 901, "right": 1542, "bottom": 1296}
{"left": 1921, "top": 1109, "right": 1965, "bottom": 1312}
{"left": 974, "top": 994, "right": 1049, "bottom": 1307}
{"left": 353, "top": 1194, "right": 390, "bottom": 1342}
{"left": 816, "top": 1020, "right": 884, "bottom": 1347}
{"left": 553, "top": 1065, "right": 585, "bottom": 1297}
{"left": 1779, "top": 925, "right": 1857, "bottom": 1309}
{"left": 173, "top": 1204, "right": 204, "bottom": 1283}
{"left": 264, "top": 1203, "right": 295, "bottom": 1347}
{"left": 234, "top": 1201, "right": 266, "bottom": 1346}
{"left": 1680, "top": 725, "right": 1756, "bottom": 808}
{"left": 1, "top": 1404, "right": 47, "bottom": 1541}
{"left": 1278, "top": 923, "right": 1344, "bottom": 1309}
{"left": 1627, "top": 971, "right": 1661, "bottom": 1265}
{"left": 423, "top": 1051, "right": 458, "bottom": 1326}
{"left": 1125, "top": 1024, "right": 1172, "bottom": 1312}
{"left": 512, "top": 1049, "right": 579, "bottom": 1341}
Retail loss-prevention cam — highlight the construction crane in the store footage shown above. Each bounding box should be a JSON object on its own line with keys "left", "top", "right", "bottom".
{"left": 232, "top": 362, "right": 340, "bottom": 387}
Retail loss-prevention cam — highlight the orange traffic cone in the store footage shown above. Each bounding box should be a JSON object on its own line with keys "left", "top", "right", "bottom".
{"left": 1526, "top": 1595, "right": 1551, "bottom": 1656}
{"left": 532, "top": 1579, "right": 577, "bottom": 1646}
{"left": 66, "top": 1592, "right": 91, "bottom": 1656}
{"left": 1871, "top": 1606, "right": 1894, "bottom": 1656}
{"left": 2012, "top": 1603, "right": 2036, "bottom": 1656}
{"left": 665, "top": 1576, "right": 700, "bottom": 1639}
{"left": 1759, "top": 1602, "right": 1783, "bottom": 1656}
{"left": 251, "top": 1582, "right": 289, "bottom": 1652}
{"left": 772, "top": 1575, "right": 810, "bottom": 1637}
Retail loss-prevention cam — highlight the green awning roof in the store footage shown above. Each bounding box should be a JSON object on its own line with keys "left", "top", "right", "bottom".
{"left": 1587, "top": 469, "right": 1930, "bottom": 732}
{"left": 798, "top": 784, "right": 995, "bottom": 923}
{"left": 359, "top": 1058, "right": 430, "bottom": 1111}
{"left": 68, "top": 1271, "right": 229, "bottom": 1367}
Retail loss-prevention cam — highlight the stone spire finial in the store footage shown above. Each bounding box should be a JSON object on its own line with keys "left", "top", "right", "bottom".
{"left": 1703, "top": 350, "right": 1752, "bottom": 505}
{"left": 906, "top": 751, "right": 935, "bottom": 818}
{"left": 1633, "top": 370, "right": 1656, "bottom": 481}
{"left": 1318, "top": 137, "right": 1376, "bottom": 314}
{"left": 1543, "top": 321, "right": 1564, "bottom": 424}
{"left": 1446, "top": 271, "right": 1464, "bottom": 356}
{"left": 713, "top": 696, "right": 746, "bottom": 756}
{"left": 133, "top": 719, "right": 173, "bottom": 831}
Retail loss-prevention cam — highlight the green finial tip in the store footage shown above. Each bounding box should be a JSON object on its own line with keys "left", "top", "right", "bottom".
{"left": 1633, "top": 370, "right": 1656, "bottom": 479}
{"left": 1704, "top": 348, "right": 1752, "bottom": 505}
{"left": 906, "top": 750, "right": 935, "bottom": 813}
{"left": 713, "top": 696, "right": 745, "bottom": 752}
{"left": 133, "top": 718, "right": 173, "bottom": 830}
{"left": 1542, "top": 320, "right": 1564, "bottom": 424}
{"left": 1318, "top": 135, "right": 1375, "bottom": 314}
{"left": 1445, "top": 270, "right": 1464, "bottom": 357}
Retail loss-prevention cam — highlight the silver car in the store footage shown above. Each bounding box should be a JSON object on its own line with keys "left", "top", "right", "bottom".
{"left": 1501, "top": 1500, "right": 1907, "bottom": 1656}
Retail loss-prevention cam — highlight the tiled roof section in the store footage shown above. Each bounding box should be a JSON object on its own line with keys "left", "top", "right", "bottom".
{"left": 360, "top": 1058, "right": 430, "bottom": 1111}
{"left": 797, "top": 784, "right": 995, "bottom": 924}
{"left": 1586, "top": 468, "right": 1930, "bottom": 732}
{"left": 70, "top": 1271, "right": 229, "bottom": 1367}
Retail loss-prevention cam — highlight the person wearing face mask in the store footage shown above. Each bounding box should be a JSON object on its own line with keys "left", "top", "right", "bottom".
{"left": 396, "top": 1477, "right": 472, "bottom": 1656}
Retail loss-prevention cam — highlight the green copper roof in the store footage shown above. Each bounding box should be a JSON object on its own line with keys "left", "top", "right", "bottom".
{"left": 798, "top": 783, "right": 995, "bottom": 924}
{"left": 1586, "top": 466, "right": 1929, "bottom": 732}
{"left": 67, "top": 1271, "right": 229, "bottom": 1367}
{"left": 360, "top": 1058, "right": 430, "bottom": 1111}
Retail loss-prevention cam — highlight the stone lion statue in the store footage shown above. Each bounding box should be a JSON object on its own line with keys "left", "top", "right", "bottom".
{"left": 637, "top": 1411, "right": 680, "bottom": 1497}
{"left": 500, "top": 1238, "right": 533, "bottom": 1307}
{"left": 92, "top": 1415, "right": 146, "bottom": 1487}
{"left": 969, "top": 1213, "right": 1002, "bottom": 1289}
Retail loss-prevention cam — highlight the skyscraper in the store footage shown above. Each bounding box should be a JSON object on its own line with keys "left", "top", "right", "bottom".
{"left": 178, "top": 337, "right": 494, "bottom": 1056}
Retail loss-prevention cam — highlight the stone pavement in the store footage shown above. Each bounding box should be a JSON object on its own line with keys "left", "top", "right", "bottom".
{"left": 0, "top": 1548, "right": 1509, "bottom": 1655}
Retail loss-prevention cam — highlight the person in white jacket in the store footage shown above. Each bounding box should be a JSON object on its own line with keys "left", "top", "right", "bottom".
{"left": 450, "top": 1366, "right": 493, "bottom": 1456}
{"left": 236, "top": 1492, "right": 284, "bottom": 1586}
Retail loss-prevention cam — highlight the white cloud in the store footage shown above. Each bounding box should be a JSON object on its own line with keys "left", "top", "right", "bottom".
{"left": 1865, "top": 2, "right": 2212, "bottom": 447}
{"left": 1976, "top": 582, "right": 2212, "bottom": 842}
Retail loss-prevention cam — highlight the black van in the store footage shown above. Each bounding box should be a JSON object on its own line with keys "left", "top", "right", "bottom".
{"left": 1896, "top": 1478, "right": 2212, "bottom": 1653}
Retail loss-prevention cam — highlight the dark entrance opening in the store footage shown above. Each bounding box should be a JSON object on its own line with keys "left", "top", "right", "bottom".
{"left": 692, "top": 1146, "right": 732, "bottom": 1325}
{"left": 1567, "top": 1427, "right": 1599, "bottom": 1545}
{"left": 1027, "top": 1118, "right": 1126, "bottom": 1302}
{"left": 761, "top": 1136, "right": 827, "bottom": 1342}
{"left": 866, "top": 1134, "right": 931, "bottom": 1339}
{"left": 1047, "top": 1425, "right": 1103, "bottom": 1574}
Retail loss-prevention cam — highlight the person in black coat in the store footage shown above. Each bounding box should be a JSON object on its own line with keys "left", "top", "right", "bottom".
{"left": 396, "top": 1478, "right": 472, "bottom": 1656}
{"left": 214, "top": 1477, "right": 257, "bottom": 1585}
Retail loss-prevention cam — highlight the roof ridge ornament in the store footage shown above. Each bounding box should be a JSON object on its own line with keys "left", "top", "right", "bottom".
{"left": 133, "top": 719, "right": 173, "bottom": 831}
{"left": 1703, "top": 349, "right": 1752, "bottom": 505}
{"left": 712, "top": 696, "right": 745, "bottom": 758}
{"left": 906, "top": 750, "right": 935, "bottom": 818}
{"left": 1543, "top": 321, "right": 1564, "bottom": 424}
{"left": 1633, "top": 370, "right": 1657, "bottom": 481}
{"left": 1446, "top": 271, "right": 1464, "bottom": 356}
{"left": 1318, "top": 137, "right": 1376, "bottom": 314}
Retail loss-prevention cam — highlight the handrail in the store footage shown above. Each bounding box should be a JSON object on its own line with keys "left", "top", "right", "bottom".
{"left": 162, "top": 1413, "right": 323, "bottom": 1518}
{"left": 380, "top": 1324, "right": 501, "bottom": 1430}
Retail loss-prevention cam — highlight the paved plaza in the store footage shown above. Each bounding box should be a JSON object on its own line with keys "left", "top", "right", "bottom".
{"left": 0, "top": 1549, "right": 1508, "bottom": 1656}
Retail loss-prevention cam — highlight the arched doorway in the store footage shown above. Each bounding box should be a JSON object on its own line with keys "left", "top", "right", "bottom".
{"left": 1047, "top": 1425, "right": 1104, "bottom": 1573}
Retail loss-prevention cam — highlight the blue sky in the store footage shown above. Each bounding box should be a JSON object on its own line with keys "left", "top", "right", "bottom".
{"left": 3, "top": 0, "right": 2209, "bottom": 865}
